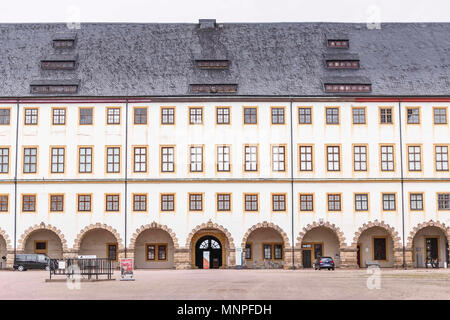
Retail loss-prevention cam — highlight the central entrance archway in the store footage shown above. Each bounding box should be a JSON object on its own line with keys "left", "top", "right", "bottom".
{"left": 195, "top": 235, "right": 222, "bottom": 269}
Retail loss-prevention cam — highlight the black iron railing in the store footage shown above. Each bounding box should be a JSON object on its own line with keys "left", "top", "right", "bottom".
{"left": 49, "top": 258, "right": 113, "bottom": 280}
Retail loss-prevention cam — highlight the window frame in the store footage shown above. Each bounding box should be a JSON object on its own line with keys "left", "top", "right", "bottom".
{"left": 271, "top": 144, "right": 287, "bottom": 172}
{"left": 270, "top": 106, "right": 286, "bottom": 125}
{"left": 406, "top": 144, "right": 423, "bottom": 172}
{"left": 78, "top": 107, "right": 94, "bottom": 126}
{"left": 351, "top": 106, "right": 367, "bottom": 125}
{"left": 271, "top": 193, "right": 287, "bottom": 212}
{"left": 327, "top": 193, "right": 342, "bottom": 212}
{"left": 188, "top": 106, "right": 203, "bottom": 125}
{"left": 298, "top": 107, "right": 313, "bottom": 125}
{"left": 216, "top": 193, "right": 232, "bottom": 212}
{"left": 434, "top": 144, "right": 449, "bottom": 172}
{"left": 49, "top": 194, "right": 65, "bottom": 213}
{"left": 188, "top": 193, "right": 204, "bottom": 212}
{"left": 160, "top": 107, "right": 176, "bottom": 125}
{"left": 105, "top": 146, "right": 121, "bottom": 174}
{"left": 133, "top": 107, "right": 148, "bottom": 125}
{"left": 0, "top": 194, "right": 9, "bottom": 213}
{"left": 244, "top": 193, "right": 259, "bottom": 212}
{"left": 49, "top": 146, "right": 66, "bottom": 174}
{"left": 379, "top": 106, "right": 394, "bottom": 125}
{"left": 436, "top": 193, "right": 450, "bottom": 211}
{"left": 106, "top": 107, "right": 121, "bottom": 125}
{"left": 243, "top": 106, "right": 258, "bottom": 125}
{"left": 160, "top": 193, "right": 176, "bottom": 212}
{"left": 381, "top": 193, "right": 397, "bottom": 212}
{"left": 372, "top": 236, "right": 388, "bottom": 261}
{"left": 352, "top": 144, "right": 368, "bottom": 172}
{"left": 22, "top": 146, "right": 39, "bottom": 175}
{"left": 0, "top": 107, "right": 11, "bottom": 126}
{"left": 215, "top": 144, "right": 232, "bottom": 173}
{"left": 325, "top": 145, "right": 341, "bottom": 172}
{"left": 132, "top": 193, "right": 148, "bottom": 213}
{"left": 298, "top": 144, "right": 314, "bottom": 173}
{"left": 243, "top": 144, "right": 259, "bottom": 173}
{"left": 0, "top": 146, "right": 11, "bottom": 174}
{"left": 76, "top": 193, "right": 92, "bottom": 213}
{"left": 51, "top": 107, "right": 67, "bottom": 126}
{"left": 145, "top": 243, "right": 168, "bottom": 261}
{"left": 215, "top": 106, "right": 231, "bottom": 125}
{"left": 21, "top": 194, "right": 37, "bottom": 213}
{"left": 405, "top": 106, "right": 421, "bottom": 125}
{"left": 299, "top": 193, "right": 314, "bottom": 212}
{"left": 132, "top": 145, "right": 148, "bottom": 173}
{"left": 77, "top": 146, "right": 93, "bottom": 174}
{"left": 379, "top": 144, "right": 396, "bottom": 172}
{"left": 354, "top": 193, "right": 369, "bottom": 212}
{"left": 160, "top": 145, "right": 175, "bottom": 173}
{"left": 34, "top": 240, "right": 48, "bottom": 254}
{"left": 23, "top": 107, "right": 39, "bottom": 126}
{"left": 432, "top": 107, "right": 448, "bottom": 125}
{"left": 189, "top": 145, "right": 204, "bottom": 173}
{"left": 105, "top": 194, "right": 120, "bottom": 212}
{"left": 409, "top": 192, "right": 424, "bottom": 211}
{"left": 325, "top": 107, "right": 340, "bottom": 125}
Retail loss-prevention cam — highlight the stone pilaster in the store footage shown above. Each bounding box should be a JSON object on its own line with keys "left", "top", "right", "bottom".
{"left": 63, "top": 249, "right": 78, "bottom": 259}
{"left": 339, "top": 248, "right": 358, "bottom": 268}
{"left": 227, "top": 248, "right": 236, "bottom": 268}
{"left": 174, "top": 248, "right": 191, "bottom": 270}
{"left": 283, "top": 248, "right": 294, "bottom": 269}
{"left": 393, "top": 248, "right": 405, "bottom": 268}
{"left": 6, "top": 252, "right": 15, "bottom": 269}
{"left": 404, "top": 248, "right": 414, "bottom": 268}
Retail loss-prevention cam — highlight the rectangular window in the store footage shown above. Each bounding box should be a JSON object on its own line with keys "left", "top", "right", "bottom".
{"left": 263, "top": 244, "right": 272, "bottom": 260}
{"left": 245, "top": 244, "right": 252, "bottom": 260}
{"left": 22, "top": 195, "right": 36, "bottom": 212}
{"left": 274, "top": 244, "right": 283, "bottom": 260}
{"left": 51, "top": 148, "right": 65, "bottom": 173}
{"left": 408, "top": 146, "right": 421, "bottom": 171}
{"left": 299, "top": 145, "right": 313, "bottom": 171}
{"left": 161, "top": 194, "right": 175, "bottom": 211}
{"left": 77, "top": 194, "right": 91, "bottom": 212}
{"left": 147, "top": 245, "right": 156, "bottom": 260}
{"left": 189, "top": 107, "right": 203, "bottom": 124}
{"left": 380, "top": 107, "right": 393, "bottom": 124}
{"left": 326, "top": 107, "right": 339, "bottom": 124}
{"left": 327, "top": 194, "right": 341, "bottom": 211}
{"left": 435, "top": 146, "right": 449, "bottom": 171}
{"left": 107, "top": 108, "right": 121, "bottom": 124}
{"left": 272, "top": 146, "right": 285, "bottom": 172}
{"left": 373, "top": 237, "right": 387, "bottom": 260}
{"left": 272, "top": 194, "right": 286, "bottom": 212}
{"left": 437, "top": 193, "right": 450, "bottom": 210}
{"left": 0, "top": 195, "right": 8, "bottom": 212}
{"left": 216, "top": 107, "right": 230, "bottom": 124}
{"left": 410, "top": 193, "right": 423, "bottom": 211}
{"left": 35, "top": 241, "right": 47, "bottom": 254}
{"left": 327, "top": 146, "right": 340, "bottom": 171}
{"left": 327, "top": 39, "right": 349, "bottom": 48}
{"left": 0, "top": 109, "right": 10, "bottom": 125}
{"left": 52, "top": 108, "right": 66, "bottom": 125}
{"left": 217, "top": 194, "right": 231, "bottom": 211}
{"left": 298, "top": 107, "right": 312, "bottom": 124}
{"left": 107, "top": 244, "right": 117, "bottom": 261}
{"left": 0, "top": 148, "right": 9, "bottom": 173}
{"left": 106, "top": 147, "right": 120, "bottom": 173}
{"left": 133, "top": 194, "right": 147, "bottom": 212}
{"left": 161, "top": 108, "right": 175, "bottom": 124}
{"left": 434, "top": 108, "right": 447, "bottom": 124}
{"left": 133, "top": 147, "right": 147, "bottom": 173}
{"left": 217, "top": 145, "right": 230, "bottom": 172}
{"left": 244, "top": 145, "right": 258, "bottom": 172}
{"left": 355, "top": 194, "right": 368, "bottom": 211}
{"left": 245, "top": 194, "right": 258, "bottom": 211}
{"left": 161, "top": 147, "right": 174, "bottom": 172}
{"left": 353, "top": 145, "right": 367, "bottom": 171}
{"left": 382, "top": 194, "right": 396, "bottom": 211}
{"left": 190, "top": 146, "right": 203, "bottom": 172}
{"left": 352, "top": 108, "right": 366, "bottom": 124}
{"left": 79, "top": 108, "right": 93, "bottom": 125}
{"left": 243, "top": 107, "right": 257, "bottom": 124}
{"left": 105, "top": 194, "right": 120, "bottom": 212}
{"left": 380, "top": 145, "right": 394, "bottom": 171}
{"left": 271, "top": 108, "right": 285, "bottom": 124}
{"left": 50, "top": 195, "right": 64, "bottom": 212}
{"left": 189, "top": 194, "right": 203, "bottom": 211}
{"left": 134, "top": 107, "right": 147, "bottom": 124}
{"left": 23, "top": 148, "right": 37, "bottom": 173}
{"left": 407, "top": 108, "right": 420, "bottom": 124}
{"left": 300, "top": 194, "right": 314, "bottom": 211}
{"left": 158, "top": 245, "right": 167, "bottom": 260}
{"left": 24, "top": 108, "right": 38, "bottom": 125}
{"left": 78, "top": 147, "right": 92, "bottom": 173}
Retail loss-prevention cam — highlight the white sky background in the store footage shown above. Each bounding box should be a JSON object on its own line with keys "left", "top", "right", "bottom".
{"left": 0, "top": 0, "right": 449, "bottom": 23}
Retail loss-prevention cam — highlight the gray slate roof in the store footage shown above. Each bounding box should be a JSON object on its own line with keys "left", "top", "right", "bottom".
{"left": 0, "top": 22, "right": 449, "bottom": 97}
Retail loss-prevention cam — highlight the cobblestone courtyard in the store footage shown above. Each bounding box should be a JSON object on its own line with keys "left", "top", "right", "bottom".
{"left": 1, "top": 269, "right": 449, "bottom": 300}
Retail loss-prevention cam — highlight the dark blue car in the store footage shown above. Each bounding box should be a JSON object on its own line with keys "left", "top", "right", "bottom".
{"left": 313, "top": 256, "right": 335, "bottom": 270}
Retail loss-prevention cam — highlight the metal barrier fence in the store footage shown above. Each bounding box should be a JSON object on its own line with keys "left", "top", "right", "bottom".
{"left": 49, "top": 258, "right": 113, "bottom": 280}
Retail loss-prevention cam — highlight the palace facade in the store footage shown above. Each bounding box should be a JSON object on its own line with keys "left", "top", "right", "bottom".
{"left": 0, "top": 21, "right": 449, "bottom": 269}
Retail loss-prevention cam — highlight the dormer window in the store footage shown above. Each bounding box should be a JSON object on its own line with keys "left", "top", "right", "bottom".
{"left": 53, "top": 39, "right": 75, "bottom": 49}
{"left": 326, "top": 60, "right": 359, "bottom": 69}
{"left": 195, "top": 60, "right": 229, "bottom": 69}
{"left": 327, "top": 39, "right": 349, "bottom": 48}
{"left": 41, "top": 60, "right": 76, "bottom": 70}
{"left": 324, "top": 84, "right": 371, "bottom": 93}
{"left": 190, "top": 84, "right": 237, "bottom": 94}
{"left": 30, "top": 80, "right": 79, "bottom": 94}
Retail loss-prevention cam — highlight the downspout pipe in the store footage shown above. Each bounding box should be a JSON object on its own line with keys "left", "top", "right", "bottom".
{"left": 289, "top": 98, "right": 295, "bottom": 269}
{"left": 124, "top": 99, "right": 129, "bottom": 258}
{"left": 13, "top": 100, "right": 19, "bottom": 259}
{"left": 398, "top": 98, "right": 407, "bottom": 269}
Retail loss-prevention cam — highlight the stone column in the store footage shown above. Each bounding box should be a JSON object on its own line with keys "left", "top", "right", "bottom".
{"left": 393, "top": 247, "right": 405, "bottom": 268}
{"left": 174, "top": 248, "right": 191, "bottom": 269}
{"left": 293, "top": 248, "right": 302, "bottom": 269}
{"left": 227, "top": 248, "right": 236, "bottom": 268}
{"left": 6, "top": 251, "right": 15, "bottom": 269}
{"left": 339, "top": 247, "right": 358, "bottom": 268}
{"left": 404, "top": 248, "right": 413, "bottom": 268}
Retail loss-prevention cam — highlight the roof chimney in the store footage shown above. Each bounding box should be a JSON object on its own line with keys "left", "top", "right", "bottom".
{"left": 199, "top": 19, "right": 216, "bottom": 29}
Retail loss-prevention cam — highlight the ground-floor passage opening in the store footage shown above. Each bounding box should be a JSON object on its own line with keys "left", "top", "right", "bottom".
{"left": 79, "top": 228, "right": 118, "bottom": 262}
{"left": 190, "top": 229, "right": 231, "bottom": 269}
{"left": 244, "top": 227, "right": 285, "bottom": 268}
{"left": 357, "top": 226, "right": 395, "bottom": 267}
{"left": 23, "top": 229, "right": 63, "bottom": 259}
{"left": 412, "top": 226, "right": 449, "bottom": 268}
{"left": 134, "top": 228, "right": 175, "bottom": 269}
{"left": 300, "top": 226, "right": 341, "bottom": 268}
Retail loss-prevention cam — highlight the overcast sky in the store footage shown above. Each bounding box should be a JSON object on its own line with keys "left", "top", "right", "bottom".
{"left": 0, "top": 0, "right": 449, "bottom": 23}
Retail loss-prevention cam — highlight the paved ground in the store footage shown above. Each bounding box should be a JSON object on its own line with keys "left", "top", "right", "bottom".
{"left": 1, "top": 269, "right": 450, "bottom": 300}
